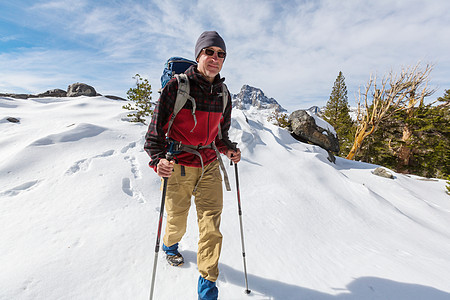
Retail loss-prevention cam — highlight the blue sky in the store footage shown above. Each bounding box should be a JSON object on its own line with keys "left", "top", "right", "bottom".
{"left": 1, "top": 0, "right": 449, "bottom": 111}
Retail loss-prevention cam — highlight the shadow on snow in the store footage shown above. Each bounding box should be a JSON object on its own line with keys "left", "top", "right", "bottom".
{"left": 218, "top": 262, "right": 450, "bottom": 300}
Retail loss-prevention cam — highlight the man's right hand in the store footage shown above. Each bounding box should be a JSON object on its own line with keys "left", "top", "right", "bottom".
{"left": 157, "top": 158, "right": 175, "bottom": 178}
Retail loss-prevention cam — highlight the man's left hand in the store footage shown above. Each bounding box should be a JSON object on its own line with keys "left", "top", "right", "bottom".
{"left": 226, "top": 148, "right": 241, "bottom": 164}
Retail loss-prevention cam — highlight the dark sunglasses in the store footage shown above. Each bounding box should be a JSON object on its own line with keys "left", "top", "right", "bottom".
{"left": 203, "top": 48, "right": 226, "bottom": 59}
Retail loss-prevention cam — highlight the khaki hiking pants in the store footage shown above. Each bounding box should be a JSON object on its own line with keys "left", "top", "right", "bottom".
{"left": 163, "top": 159, "right": 223, "bottom": 282}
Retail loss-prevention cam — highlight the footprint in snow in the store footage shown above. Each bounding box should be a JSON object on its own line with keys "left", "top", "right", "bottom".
{"left": 135, "top": 191, "right": 146, "bottom": 203}
{"left": 65, "top": 150, "right": 115, "bottom": 175}
{"left": 94, "top": 150, "right": 115, "bottom": 158}
{"left": 65, "top": 158, "right": 90, "bottom": 175}
{"left": 122, "top": 178, "right": 133, "bottom": 197}
{"left": 121, "top": 141, "right": 137, "bottom": 153}
{"left": 124, "top": 155, "right": 141, "bottom": 179}
{"left": 0, "top": 180, "right": 40, "bottom": 197}
{"left": 121, "top": 177, "right": 146, "bottom": 203}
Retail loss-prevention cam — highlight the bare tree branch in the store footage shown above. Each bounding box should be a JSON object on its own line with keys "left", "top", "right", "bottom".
{"left": 346, "top": 62, "right": 434, "bottom": 160}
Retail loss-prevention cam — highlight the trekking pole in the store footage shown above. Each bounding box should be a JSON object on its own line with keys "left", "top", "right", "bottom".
{"left": 149, "top": 151, "right": 173, "bottom": 300}
{"left": 230, "top": 149, "right": 251, "bottom": 295}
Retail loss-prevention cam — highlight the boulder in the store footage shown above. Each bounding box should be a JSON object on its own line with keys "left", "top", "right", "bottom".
{"left": 6, "top": 117, "right": 20, "bottom": 123}
{"left": 38, "top": 89, "right": 67, "bottom": 97}
{"left": 288, "top": 109, "right": 340, "bottom": 162}
{"left": 67, "top": 83, "right": 98, "bottom": 97}
{"left": 0, "top": 93, "right": 35, "bottom": 99}
{"left": 372, "top": 167, "right": 394, "bottom": 179}
{"left": 104, "top": 95, "right": 126, "bottom": 101}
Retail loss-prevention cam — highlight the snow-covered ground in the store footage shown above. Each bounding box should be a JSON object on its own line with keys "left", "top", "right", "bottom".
{"left": 1, "top": 96, "right": 449, "bottom": 300}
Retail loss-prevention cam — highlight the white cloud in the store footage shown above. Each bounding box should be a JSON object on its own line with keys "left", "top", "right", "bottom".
{"left": 0, "top": 35, "right": 18, "bottom": 42}
{"left": 2, "top": 0, "right": 450, "bottom": 110}
{"left": 0, "top": 48, "right": 134, "bottom": 96}
{"left": 31, "top": 0, "right": 88, "bottom": 11}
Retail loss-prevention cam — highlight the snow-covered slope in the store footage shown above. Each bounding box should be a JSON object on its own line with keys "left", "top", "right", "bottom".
{"left": 1, "top": 96, "right": 449, "bottom": 300}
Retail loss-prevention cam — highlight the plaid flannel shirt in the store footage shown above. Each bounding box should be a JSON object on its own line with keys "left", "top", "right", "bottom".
{"left": 144, "top": 65, "right": 232, "bottom": 170}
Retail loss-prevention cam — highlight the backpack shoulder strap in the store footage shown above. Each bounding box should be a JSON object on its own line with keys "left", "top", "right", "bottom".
{"left": 221, "top": 83, "right": 229, "bottom": 114}
{"left": 166, "top": 74, "right": 197, "bottom": 136}
{"left": 217, "top": 83, "right": 229, "bottom": 140}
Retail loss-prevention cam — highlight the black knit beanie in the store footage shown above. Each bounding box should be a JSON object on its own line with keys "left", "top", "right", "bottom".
{"left": 194, "top": 31, "right": 226, "bottom": 60}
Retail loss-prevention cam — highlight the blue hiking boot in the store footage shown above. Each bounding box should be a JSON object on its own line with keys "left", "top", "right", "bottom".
{"left": 162, "top": 243, "right": 184, "bottom": 266}
{"left": 198, "top": 276, "right": 218, "bottom": 300}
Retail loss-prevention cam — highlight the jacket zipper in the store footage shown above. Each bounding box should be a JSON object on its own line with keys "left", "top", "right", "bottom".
{"left": 206, "top": 84, "right": 213, "bottom": 145}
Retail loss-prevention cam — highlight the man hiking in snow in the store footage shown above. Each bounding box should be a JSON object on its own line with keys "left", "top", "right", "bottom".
{"left": 144, "top": 31, "right": 241, "bottom": 300}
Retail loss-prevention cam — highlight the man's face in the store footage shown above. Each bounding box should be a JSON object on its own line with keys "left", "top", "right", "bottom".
{"left": 196, "top": 46, "right": 225, "bottom": 83}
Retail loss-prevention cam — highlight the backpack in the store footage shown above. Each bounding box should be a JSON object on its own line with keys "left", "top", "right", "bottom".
{"left": 159, "top": 56, "right": 232, "bottom": 191}
{"left": 160, "top": 57, "right": 197, "bottom": 91}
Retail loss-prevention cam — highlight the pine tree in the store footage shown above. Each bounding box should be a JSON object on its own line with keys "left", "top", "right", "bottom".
{"left": 401, "top": 103, "right": 449, "bottom": 178}
{"left": 437, "top": 89, "right": 450, "bottom": 105}
{"left": 356, "top": 101, "right": 449, "bottom": 179}
{"left": 322, "top": 71, "right": 355, "bottom": 156}
{"left": 123, "top": 74, "right": 153, "bottom": 124}
{"left": 267, "top": 108, "right": 290, "bottom": 128}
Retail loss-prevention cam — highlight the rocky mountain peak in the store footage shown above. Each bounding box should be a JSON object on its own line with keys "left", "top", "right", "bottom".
{"left": 232, "top": 84, "right": 286, "bottom": 111}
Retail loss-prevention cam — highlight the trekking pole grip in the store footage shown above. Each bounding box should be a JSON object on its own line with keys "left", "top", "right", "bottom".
{"left": 229, "top": 142, "right": 238, "bottom": 166}
{"left": 166, "top": 152, "right": 173, "bottom": 162}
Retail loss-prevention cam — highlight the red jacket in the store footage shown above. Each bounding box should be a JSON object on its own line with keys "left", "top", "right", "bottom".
{"left": 144, "top": 66, "right": 232, "bottom": 171}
